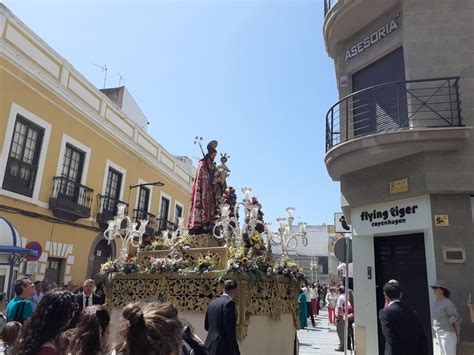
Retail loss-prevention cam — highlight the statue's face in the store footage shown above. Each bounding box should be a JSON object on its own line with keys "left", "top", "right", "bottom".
{"left": 210, "top": 151, "right": 217, "bottom": 161}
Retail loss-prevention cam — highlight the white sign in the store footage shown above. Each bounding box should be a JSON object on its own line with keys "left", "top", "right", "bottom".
{"left": 345, "top": 20, "right": 399, "bottom": 61}
{"left": 25, "top": 261, "right": 38, "bottom": 275}
{"left": 335, "top": 213, "right": 352, "bottom": 233}
{"left": 351, "top": 196, "right": 431, "bottom": 236}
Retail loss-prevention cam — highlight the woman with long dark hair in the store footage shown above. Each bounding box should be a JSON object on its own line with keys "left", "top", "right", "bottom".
{"left": 13, "top": 290, "right": 76, "bottom": 355}
{"left": 68, "top": 305, "right": 110, "bottom": 354}
{"left": 115, "top": 302, "right": 182, "bottom": 355}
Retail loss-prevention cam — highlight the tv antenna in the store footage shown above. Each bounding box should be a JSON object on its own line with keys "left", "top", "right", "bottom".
{"left": 117, "top": 72, "right": 126, "bottom": 87}
{"left": 92, "top": 63, "right": 107, "bottom": 89}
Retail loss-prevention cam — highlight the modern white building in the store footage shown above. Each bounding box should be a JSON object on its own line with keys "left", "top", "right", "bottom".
{"left": 272, "top": 224, "right": 332, "bottom": 284}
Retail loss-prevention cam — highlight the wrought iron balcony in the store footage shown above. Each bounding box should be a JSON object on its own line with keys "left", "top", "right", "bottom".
{"left": 49, "top": 176, "right": 94, "bottom": 221}
{"left": 324, "top": 0, "right": 337, "bottom": 16}
{"left": 325, "top": 77, "right": 463, "bottom": 152}
{"left": 133, "top": 209, "right": 156, "bottom": 236}
{"left": 96, "top": 195, "right": 128, "bottom": 226}
{"left": 155, "top": 218, "right": 176, "bottom": 235}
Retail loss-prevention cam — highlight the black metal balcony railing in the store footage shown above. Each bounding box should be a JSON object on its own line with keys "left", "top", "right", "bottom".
{"left": 96, "top": 195, "right": 128, "bottom": 224}
{"left": 325, "top": 77, "right": 463, "bottom": 152}
{"left": 324, "top": 0, "right": 337, "bottom": 16}
{"left": 133, "top": 209, "right": 156, "bottom": 235}
{"left": 49, "top": 176, "right": 94, "bottom": 220}
{"left": 155, "top": 218, "right": 176, "bottom": 234}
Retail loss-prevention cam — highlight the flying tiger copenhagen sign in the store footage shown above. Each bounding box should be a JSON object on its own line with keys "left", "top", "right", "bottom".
{"left": 345, "top": 20, "right": 399, "bottom": 61}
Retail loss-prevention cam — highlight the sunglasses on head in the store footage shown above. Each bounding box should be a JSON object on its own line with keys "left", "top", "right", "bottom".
{"left": 431, "top": 287, "right": 438, "bottom": 289}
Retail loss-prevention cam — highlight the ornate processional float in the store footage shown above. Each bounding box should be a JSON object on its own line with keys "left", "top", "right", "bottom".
{"left": 99, "top": 139, "right": 309, "bottom": 355}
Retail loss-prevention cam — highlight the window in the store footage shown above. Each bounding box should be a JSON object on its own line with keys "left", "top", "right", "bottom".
{"left": 174, "top": 204, "right": 183, "bottom": 228}
{"left": 59, "top": 144, "right": 85, "bottom": 201}
{"left": 105, "top": 168, "right": 122, "bottom": 199}
{"left": 137, "top": 187, "right": 150, "bottom": 218}
{"left": 45, "top": 257, "right": 63, "bottom": 284}
{"left": 104, "top": 168, "right": 122, "bottom": 211}
{"left": 158, "top": 197, "right": 170, "bottom": 231}
{"left": 2, "top": 115, "right": 44, "bottom": 197}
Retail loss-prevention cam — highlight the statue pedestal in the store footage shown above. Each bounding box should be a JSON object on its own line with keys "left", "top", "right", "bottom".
{"left": 106, "top": 272, "right": 299, "bottom": 355}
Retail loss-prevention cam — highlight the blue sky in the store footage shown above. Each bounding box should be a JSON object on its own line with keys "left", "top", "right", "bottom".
{"left": 4, "top": 0, "right": 340, "bottom": 227}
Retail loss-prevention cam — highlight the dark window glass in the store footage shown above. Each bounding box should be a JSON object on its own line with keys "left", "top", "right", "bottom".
{"left": 3, "top": 115, "right": 44, "bottom": 197}
{"left": 158, "top": 197, "right": 170, "bottom": 230}
{"left": 59, "top": 144, "right": 85, "bottom": 201}
{"left": 104, "top": 168, "right": 122, "bottom": 211}
{"left": 174, "top": 204, "right": 183, "bottom": 227}
{"left": 137, "top": 187, "right": 150, "bottom": 215}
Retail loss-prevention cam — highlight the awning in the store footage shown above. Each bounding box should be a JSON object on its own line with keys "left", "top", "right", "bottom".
{"left": 0, "top": 246, "right": 37, "bottom": 256}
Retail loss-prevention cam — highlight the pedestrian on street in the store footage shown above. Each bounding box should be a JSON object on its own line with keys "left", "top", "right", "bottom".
{"left": 74, "top": 279, "right": 103, "bottom": 311}
{"left": 13, "top": 289, "right": 76, "bottom": 355}
{"left": 378, "top": 281, "right": 428, "bottom": 355}
{"left": 325, "top": 287, "right": 338, "bottom": 325}
{"left": 204, "top": 280, "right": 240, "bottom": 355}
{"left": 302, "top": 285, "right": 315, "bottom": 326}
{"left": 31, "top": 281, "right": 44, "bottom": 310}
{"left": 431, "top": 280, "right": 461, "bottom": 355}
{"left": 6, "top": 278, "right": 35, "bottom": 323}
{"left": 334, "top": 286, "right": 346, "bottom": 352}
{"left": 298, "top": 289, "right": 308, "bottom": 329}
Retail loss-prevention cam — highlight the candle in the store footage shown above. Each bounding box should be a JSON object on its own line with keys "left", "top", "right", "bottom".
{"left": 117, "top": 203, "right": 126, "bottom": 217}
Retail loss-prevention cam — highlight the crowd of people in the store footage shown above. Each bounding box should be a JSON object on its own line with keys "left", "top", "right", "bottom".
{"left": 297, "top": 281, "right": 354, "bottom": 352}
{"left": 0, "top": 277, "right": 241, "bottom": 355}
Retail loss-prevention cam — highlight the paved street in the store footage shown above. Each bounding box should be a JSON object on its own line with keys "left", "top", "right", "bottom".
{"left": 298, "top": 307, "right": 348, "bottom": 355}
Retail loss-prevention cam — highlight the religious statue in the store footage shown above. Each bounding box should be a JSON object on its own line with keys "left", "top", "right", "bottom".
{"left": 188, "top": 140, "right": 219, "bottom": 234}
{"left": 213, "top": 153, "right": 230, "bottom": 207}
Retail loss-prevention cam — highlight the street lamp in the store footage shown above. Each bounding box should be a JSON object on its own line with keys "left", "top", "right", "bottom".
{"left": 103, "top": 203, "right": 148, "bottom": 262}
{"left": 267, "top": 207, "right": 307, "bottom": 256}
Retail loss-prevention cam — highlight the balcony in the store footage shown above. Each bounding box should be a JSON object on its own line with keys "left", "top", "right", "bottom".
{"left": 155, "top": 218, "right": 176, "bottom": 235}
{"left": 325, "top": 77, "right": 470, "bottom": 180}
{"left": 49, "top": 177, "right": 93, "bottom": 221}
{"left": 96, "top": 195, "right": 128, "bottom": 226}
{"left": 132, "top": 209, "right": 156, "bottom": 236}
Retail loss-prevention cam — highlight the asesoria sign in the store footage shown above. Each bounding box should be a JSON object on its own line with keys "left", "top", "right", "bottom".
{"left": 345, "top": 20, "right": 399, "bottom": 61}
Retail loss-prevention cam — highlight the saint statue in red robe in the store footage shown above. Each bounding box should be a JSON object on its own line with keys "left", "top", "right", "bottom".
{"left": 187, "top": 141, "right": 218, "bottom": 234}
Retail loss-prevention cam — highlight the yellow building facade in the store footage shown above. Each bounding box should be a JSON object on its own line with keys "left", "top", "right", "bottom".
{"left": 0, "top": 5, "right": 194, "bottom": 293}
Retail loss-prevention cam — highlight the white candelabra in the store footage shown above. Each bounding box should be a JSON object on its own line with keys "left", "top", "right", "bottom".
{"left": 162, "top": 217, "right": 188, "bottom": 245}
{"left": 103, "top": 203, "right": 149, "bottom": 262}
{"left": 213, "top": 187, "right": 266, "bottom": 246}
{"left": 267, "top": 207, "right": 307, "bottom": 256}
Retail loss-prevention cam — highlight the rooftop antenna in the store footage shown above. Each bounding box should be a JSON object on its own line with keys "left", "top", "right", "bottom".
{"left": 117, "top": 72, "right": 126, "bottom": 87}
{"left": 92, "top": 63, "right": 107, "bottom": 89}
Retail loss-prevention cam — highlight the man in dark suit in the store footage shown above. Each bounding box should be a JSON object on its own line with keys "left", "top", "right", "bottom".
{"left": 378, "top": 281, "right": 428, "bottom": 355}
{"left": 204, "top": 280, "right": 240, "bottom": 355}
{"left": 74, "top": 279, "right": 103, "bottom": 311}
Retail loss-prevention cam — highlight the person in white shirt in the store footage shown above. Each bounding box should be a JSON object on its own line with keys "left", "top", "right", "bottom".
{"left": 31, "top": 281, "right": 44, "bottom": 310}
{"left": 302, "top": 285, "right": 315, "bottom": 327}
{"left": 334, "top": 286, "right": 346, "bottom": 352}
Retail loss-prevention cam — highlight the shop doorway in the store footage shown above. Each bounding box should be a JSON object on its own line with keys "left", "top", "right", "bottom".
{"left": 374, "top": 233, "right": 432, "bottom": 354}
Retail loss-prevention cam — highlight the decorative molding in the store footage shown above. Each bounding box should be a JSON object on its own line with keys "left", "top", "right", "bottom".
{"left": 5, "top": 24, "right": 60, "bottom": 78}
{"left": 138, "top": 133, "right": 158, "bottom": 156}
{"left": 68, "top": 75, "right": 100, "bottom": 111}
{"left": 105, "top": 106, "right": 134, "bottom": 137}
